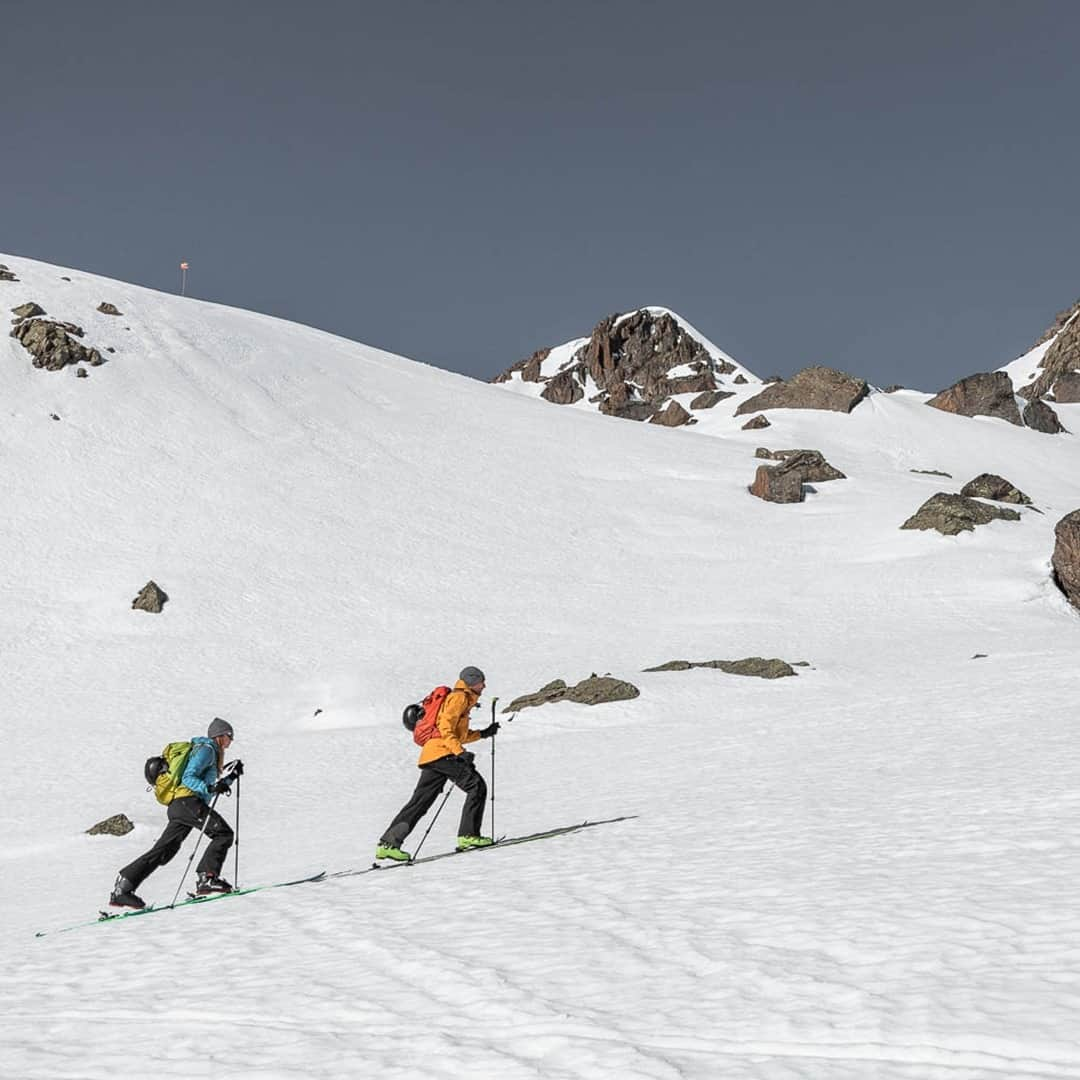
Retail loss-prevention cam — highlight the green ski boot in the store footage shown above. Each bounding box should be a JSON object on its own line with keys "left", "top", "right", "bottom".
{"left": 456, "top": 835, "right": 495, "bottom": 851}
{"left": 375, "top": 844, "right": 412, "bottom": 862}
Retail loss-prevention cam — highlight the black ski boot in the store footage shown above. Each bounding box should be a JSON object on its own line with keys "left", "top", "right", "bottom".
{"left": 195, "top": 872, "right": 234, "bottom": 895}
{"left": 109, "top": 874, "right": 146, "bottom": 910}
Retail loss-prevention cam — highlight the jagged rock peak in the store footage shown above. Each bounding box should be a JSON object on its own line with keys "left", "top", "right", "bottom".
{"left": 491, "top": 307, "right": 755, "bottom": 423}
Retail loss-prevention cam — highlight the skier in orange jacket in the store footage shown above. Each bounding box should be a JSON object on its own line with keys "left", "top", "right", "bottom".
{"left": 376, "top": 666, "right": 499, "bottom": 861}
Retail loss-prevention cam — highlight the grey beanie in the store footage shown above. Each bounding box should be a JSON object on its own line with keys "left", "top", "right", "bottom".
{"left": 208, "top": 717, "right": 234, "bottom": 739}
{"left": 459, "top": 666, "right": 486, "bottom": 687}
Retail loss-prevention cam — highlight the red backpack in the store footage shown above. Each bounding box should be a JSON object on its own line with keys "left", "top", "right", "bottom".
{"left": 403, "top": 686, "right": 456, "bottom": 747}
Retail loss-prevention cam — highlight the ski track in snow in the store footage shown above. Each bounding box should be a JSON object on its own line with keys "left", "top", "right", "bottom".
{"left": 2, "top": 253, "right": 1080, "bottom": 1078}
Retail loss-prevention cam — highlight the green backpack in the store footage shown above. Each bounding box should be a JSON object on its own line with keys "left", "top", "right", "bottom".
{"left": 143, "top": 741, "right": 194, "bottom": 805}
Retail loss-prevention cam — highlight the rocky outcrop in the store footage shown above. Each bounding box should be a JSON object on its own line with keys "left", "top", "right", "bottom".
{"left": 959, "top": 474, "right": 1031, "bottom": 505}
{"left": 10, "top": 317, "right": 106, "bottom": 371}
{"left": 132, "top": 581, "right": 169, "bottom": 613}
{"left": 0, "top": 264, "right": 17, "bottom": 282}
{"left": 649, "top": 400, "right": 695, "bottom": 427}
{"left": 1052, "top": 510, "right": 1080, "bottom": 611}
{"left": 690, "top": 390, "right": 733, "bottom": 410}
{"left": 503, "top": 675, "right": 640, "bottom": 713}
{"left": 540, "top": 369, "right": 583, "bottom": 405}
{"left": 1019, "top": 300, "right": 1080, "bottom": 400}
{"left": 11, "top": 302, "right": 45, "bottom": 319}
{"left": 741, "top": 415, "right": 770, "bottom": 430}
{"left": 752, "top": 449, "right": 846, "bottom": 482}
{"left": 97, "top": 301, "right": 122, "bottom": 315}
{"left": 734, "top": 366, "right": 868, "bottom": 417}
{"left": 1022, "top": 399, "right": 1066, "bottom": 434}
{"left": 749, "top": 463, "right": 804, "bottom": 503}
{"left": 604, "top": 399, "right": 658, "bottom": 421}
{"left": 493, "top": 309, "right": 740, "bottom": 421}
{"left": 1052, "top": 372, "right": 1080, "bottom": 403}
{"left": 644, "top": 657, "right": 797, "bottom": 678}
{"left": 900, "top": 493, "right": 1021, "bottom": 535}
{"left": 492, "top": 347, "right": 549, "bottom": 384}
{"left": 926, "top": 371, "right": 1022, "bottom": 425}
{"left": 87, "top": 813, "right": 134, "bottom": 836}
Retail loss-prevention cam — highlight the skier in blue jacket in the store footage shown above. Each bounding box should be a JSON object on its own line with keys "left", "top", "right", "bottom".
{"left": 110, "top": 718, "right": 242, "bottom": 909}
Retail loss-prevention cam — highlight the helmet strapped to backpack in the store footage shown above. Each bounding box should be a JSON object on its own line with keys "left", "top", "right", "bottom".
{"left": 145, "top": 740, "right": 195, "bottom": 804}
{"left": 144, "top": 756, "right": 168, "bottom": 786}
{"left": 401, "top": 704, "right": 423, "bottom": 732}
{"left": 406, "top": 686, "right": 454, "bottom": 747}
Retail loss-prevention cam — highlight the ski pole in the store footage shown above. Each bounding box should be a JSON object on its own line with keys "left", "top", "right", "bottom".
{"left": 233, "top": 774, "right": 241, "bottom": 889}
{"left": 169, "top": 791, "right": 222, "bottom": 909}
{"left": 411, "top": 786, "right": 454, "bottom": 861}
{"left": 490, "top": 697, "right": 498, "bottom": 841}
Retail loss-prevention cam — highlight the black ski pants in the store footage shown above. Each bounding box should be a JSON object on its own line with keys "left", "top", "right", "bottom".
{"left": 119, "top": 795, "right": 233, "bottom": 889}
{"left": 380, "top": 754, "right": 487, "bottom": 848}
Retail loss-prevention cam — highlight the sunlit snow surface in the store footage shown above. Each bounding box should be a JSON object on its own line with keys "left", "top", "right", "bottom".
{"left": 2, "top": 253, "right": 1080, "bottom": 1079}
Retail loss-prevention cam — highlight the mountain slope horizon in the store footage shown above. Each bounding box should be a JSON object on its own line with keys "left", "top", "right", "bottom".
{"left": 4, "top": 250, "right": 1080, "bottom": 1079}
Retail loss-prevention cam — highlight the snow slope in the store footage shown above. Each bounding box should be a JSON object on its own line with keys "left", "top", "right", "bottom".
{"left": 2, "top": 253, "right": 1080, "bottom": 1079}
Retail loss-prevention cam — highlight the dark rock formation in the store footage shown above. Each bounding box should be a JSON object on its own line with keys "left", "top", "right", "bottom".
{"left": 503, "top": 675, "right": 640, "bottom": 713}
{"left": 540, "top": 369, "right": 583, "bottom": 405}
{"left": 649, "top": 401, "right": 695, "bottom": 427}
{"left": 1052, "top": 372, "right": 1080, "bottom": 403}
{"left": 734, "top": 366, "right": 868, "bottom": 416}
{"left": 493, "top": 309, "right": 735, "bottom": 421}
{"left": 749, "top": 463, "right": 804, "bottom": 503}
{"left": 76, "top": 367, "right": 89, "bottom": 378}
{"left": 132, "top": 581, "right": 169, "bottom": 613}
{"left": 1022, "top": 399, "right": 1066, "bottom": 434}
{"left": 959, "top": 474, "right": 1031, "bottom": 504}
{"left": 492, "top": 347, "right": 549, "bottom": 384}
{"left": 1019, "top": 300, "right": 1080, "bottom": 400}
{"left": 910, "top": 469, "right": 952, "bottom": 477}
{"left": 97, "top": 301, "right": 122, "bottom": 315}
{"left": 609, "top": 402, "right": 660, "bottom": 421}
{"left": 742, "top": 415, "right": 770, "bottom": 430}
{"left": 87, "top": 813, "right": 134, "bottom": 836}
{"left": 0, "top": 264, "right": 17, "bottom": 282}
{"left": 752, "top": 449, "right": 845, "bottom": 482}
{"left": 733, "top": 373, "right": 748, "bottom": 384}
{"left": 883, "top": 384, "right": 904, "bottom": 393}
{"left": 667, "top": 371, "right": 717, "bottom": 396}
{"left": 10, "top": 317, "right": 105, "bottom": 371}
{"left": 901, "top": 493, "right": 1021, "bottom": 535}
{"left": 926, "top": 371, "right": 1021, "bottom": 425}
{"left": 689, "top": 390, "right": 734, "bottom": 410}
{"left": 644, "top": 657, "right": 797, "bottom": 678}
{"left": 11, "top": 302, "right": 45, "bottom": 319}
{"left": 1052, "top": 510, "right": 1080, "bottom": 611}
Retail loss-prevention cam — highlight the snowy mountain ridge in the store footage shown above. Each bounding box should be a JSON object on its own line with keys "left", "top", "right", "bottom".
{"left": 3, "top": 251, "right": 1080, "bottom": 1080}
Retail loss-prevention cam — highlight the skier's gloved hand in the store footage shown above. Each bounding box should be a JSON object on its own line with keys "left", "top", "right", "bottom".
{"left": 478, "top": 722, "right": 500, "bottom": 738}
{"left": 212, "top": 778, "right": 234, "bottom": 795}
{"left": 220, "top": 759, "right": 244, "bottom": 782}
{"left": 458, "top": 750, "right": 476, "bottom": 766}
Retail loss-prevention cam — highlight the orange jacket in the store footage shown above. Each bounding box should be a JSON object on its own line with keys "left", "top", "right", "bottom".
{"left": 418, "top": 680, "right": 483, "bottom": 765}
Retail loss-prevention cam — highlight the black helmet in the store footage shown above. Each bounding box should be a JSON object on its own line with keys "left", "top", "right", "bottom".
{"left": 402, "top": 703, "right": 422, "bottom": 732}
{"left": 144, "top": 755, "right": 168, "bottom": 785}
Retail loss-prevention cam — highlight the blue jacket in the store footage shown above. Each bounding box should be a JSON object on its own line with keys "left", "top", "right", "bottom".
{"left": 180, "top": 736, "right": 220, "bottom": 805}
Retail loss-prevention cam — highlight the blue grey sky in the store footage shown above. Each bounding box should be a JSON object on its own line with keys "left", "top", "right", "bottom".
{"left": 5, "top": 0, "right": 1079, "bottom": 391}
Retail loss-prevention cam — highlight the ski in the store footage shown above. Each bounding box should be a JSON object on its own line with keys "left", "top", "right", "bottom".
{"left": 35, "top": 870, "right": 327, "bottom": 938}
{"left": 331, "top": 815, "right": 635, "bottom": 880}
